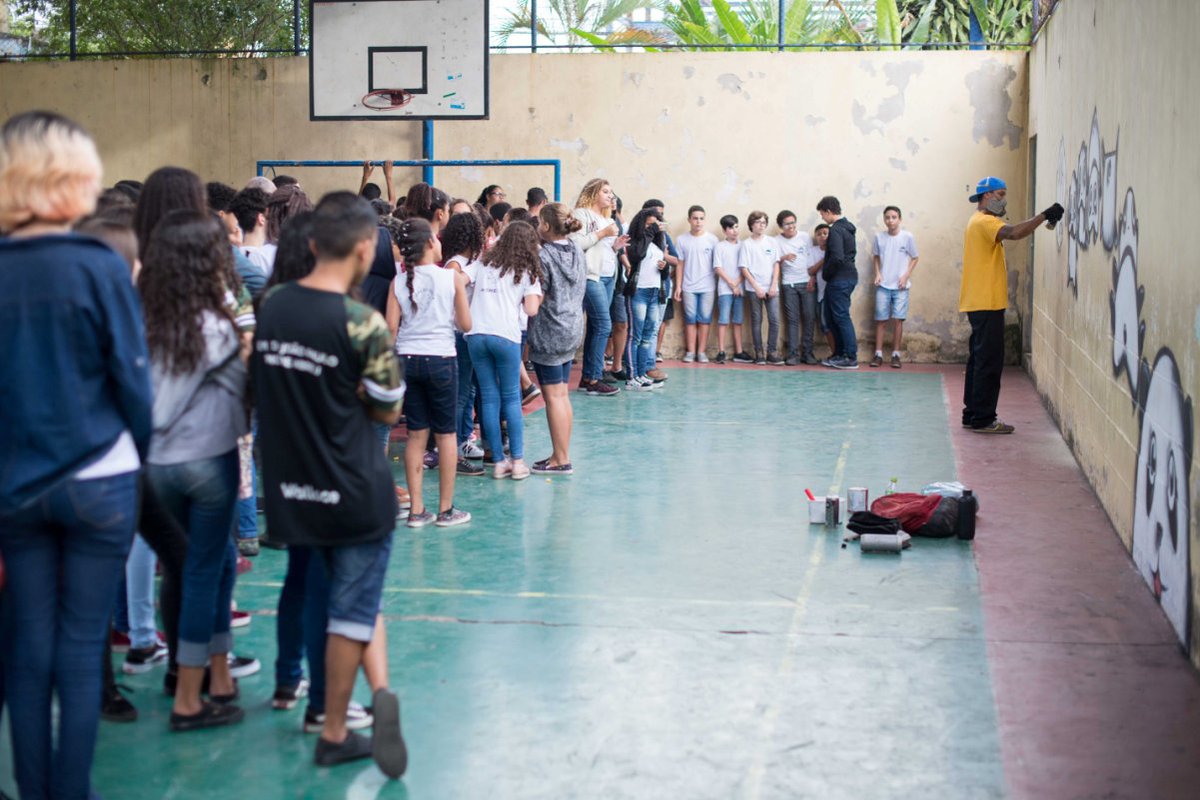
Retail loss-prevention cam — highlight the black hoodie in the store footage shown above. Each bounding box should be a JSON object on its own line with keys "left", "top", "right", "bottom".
{"left": 822, "top": 217, "right": 858, "bottom": 283}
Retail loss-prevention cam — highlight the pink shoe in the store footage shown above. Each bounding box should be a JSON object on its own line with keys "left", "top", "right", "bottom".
{"left": 492, "top": 459, "right": 512, "bottom": 479}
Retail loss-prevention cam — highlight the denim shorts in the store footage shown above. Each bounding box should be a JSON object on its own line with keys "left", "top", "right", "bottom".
{"left": 682, "top": 291, "right": 715, "bottom": 324}
{"left": 609, "top": 287, "right": 628, "bottom": 324}
{"left": 875, "top": 287, "right": 910, "bottom": 321}
{"left": 533, "top": 361, "right": 573, "bottom": 386}
{"left": 403, "top": 355, "right": 457, "bottom": 434}
{"left": 717, "top": 293, "right": 744, "bottom": 325}
{"left": 318, "top": 532, "right": 393, "bottom": 642}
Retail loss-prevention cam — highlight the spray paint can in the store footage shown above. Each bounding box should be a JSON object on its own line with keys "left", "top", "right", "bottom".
{"left": 848, "top": 487, "right": 869, "bottom": 513}
{"left": 860, "top": 533, "right": 903, "bottom": 554}
{"left": 824, "top": 495, "right": 841, "bottom": 526}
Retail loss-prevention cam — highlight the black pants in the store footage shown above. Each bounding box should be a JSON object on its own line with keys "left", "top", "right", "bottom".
{"left": 962, "top": 309, "right": 1006, "bottom": 428}
{"left": 103, "top": 474, "right": 189, "bottom": 693}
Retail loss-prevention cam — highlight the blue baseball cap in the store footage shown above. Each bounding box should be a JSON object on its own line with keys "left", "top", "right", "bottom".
{"left": 969, "top": 176, "right": 1006, "bottom": 203}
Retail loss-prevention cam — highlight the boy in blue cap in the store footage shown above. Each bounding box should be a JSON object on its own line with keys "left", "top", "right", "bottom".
{"left": 960, "top": 176, "right": 1062, "bottom": 433}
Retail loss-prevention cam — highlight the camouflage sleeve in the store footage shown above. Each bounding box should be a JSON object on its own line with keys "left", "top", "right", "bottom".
{"left": 230, "top": 284, "right": 256, "bottom": 333}
{"left": 345, "top": 297, "right": 403, "bottom": 411}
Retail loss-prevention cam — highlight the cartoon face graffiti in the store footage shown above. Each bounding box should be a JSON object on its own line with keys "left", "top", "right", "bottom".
{"left": 1131, "top": 351, "right": 1194, "bottom": 648}
{"left": 1109, "top": 189, "right": 1143, "bottom": 397}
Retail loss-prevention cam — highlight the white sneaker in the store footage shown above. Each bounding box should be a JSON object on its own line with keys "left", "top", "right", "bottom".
{"left": 303, "top": 700, "right": 374, "bottom": 733}
{"left": 639, "top": 375, "right": 661, "bottom": 390}
{"left": 626, "top": 378, "right": 652, "bottom": 392}
{"left": 682, "top": 352, "right": 695, "bottom": 363}
{"left": 697, "top": 352, "right": 710, "bottom": 363}
{"left": 458, "top": 440, "right": 484, "bottom": 459}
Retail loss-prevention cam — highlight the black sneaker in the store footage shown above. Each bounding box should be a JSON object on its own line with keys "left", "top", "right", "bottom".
{"left": 971, "top": 420, "right": 1015, "bottom": 434}
{"left": 714, "top": 351, "right": 727, "bottom": 364}
{"left": 603, "top": 369, "right": 629, "bottom": 384}
{"left": 371, "top": 688, "right": 409, "bottom": 779}
{"left": 101, "top": 684, "right": 138, "bottom": 723}
{"left": 315, "top": 731, "right": 374, "bottom": 767}
{"left": 870, "top": 353, "right": 883, "bottom": 368}
{"left": 273, "top": 678, "right": 310, "bottom": 710}
{"left": 891, "top": 353, "right": 902, "bottom": 369}
{"left": 732, "top": 351, "right": 754, "bottom": 363}
{"left": 228, "top": 654, "right": 261, "bottom": 679}
{"left": 169, "top": 701, "right": 245, "bottom": 732}
{"left": 456, "top": 457, "right": 484, "bottom": 476}
{"left": 237, "top": 537, "right": 260, "bottom": 557}
{"left": 520, "top": 384, "right": 542, "bottom": 406}
{"left": 123, "top": 642, "right": 168, "bottom": 674}
{"left": 767, "top": 352, "right": 785, "bottom": 365}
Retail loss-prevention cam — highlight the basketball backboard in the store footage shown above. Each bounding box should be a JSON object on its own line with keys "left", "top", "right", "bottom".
{"left": 310, "top": 0, "right": 489, "bottom": 121}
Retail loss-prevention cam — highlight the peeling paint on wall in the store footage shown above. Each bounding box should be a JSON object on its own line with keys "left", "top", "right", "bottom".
{"left": 964, "top": 60, "right": 1023, "bottom": 150}
{"left": 806, "top": 115, "right": 826, "bottom": 127}
{"left": 683, "top": 66, "right": 695, "bottom": 79}
{"left": 624, "top": 71, "right": 644, "bottom": 88}
{"left": 855, "top": 179, "right": 872, "bottom": 199}
{"left": 906, "top": 137, "right": 920, "bottom": 155}
{"left": 549, "top": 137, "right": 588, "bottom": 156}
{"left": 717, "top": 73, "right": 746, "bottom": 96}
{"left": 889, "top": 158, "right": 907, "bottom": 171}
{"left": 620, "top": 134, "right": 647, "bottom": 157}
{"left": 851, "top": 61, "right": 923, "bottom": 137}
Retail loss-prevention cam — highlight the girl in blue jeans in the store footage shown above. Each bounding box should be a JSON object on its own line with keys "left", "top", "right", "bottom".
{"left": 139, "top": 210, "right": 249, "bottom": 731}
{"left": 623, "top": 208, "right": 669, "bottom": 390}
{"left": 466, "top": 222, "right": 544, "bottom": 479}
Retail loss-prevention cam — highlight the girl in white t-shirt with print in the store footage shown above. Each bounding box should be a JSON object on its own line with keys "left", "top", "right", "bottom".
{"left": 386, "top": 217, "right": 473, "bottom": 528}
{"left": 466, "top": 222, "right": 544, "bottom": 480}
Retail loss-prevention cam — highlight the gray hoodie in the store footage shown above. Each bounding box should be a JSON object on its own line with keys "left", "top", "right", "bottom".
{"left": 528, "top": 240, "right": 587, "bottom": 366}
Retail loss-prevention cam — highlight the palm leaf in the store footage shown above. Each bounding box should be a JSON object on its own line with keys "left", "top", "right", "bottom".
{"left": 711, "top": 0, "right": 751, "bottom": 45}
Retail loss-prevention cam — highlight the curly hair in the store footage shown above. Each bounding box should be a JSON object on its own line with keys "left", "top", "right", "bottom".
{"left": 483, "top": 219, "right": 542, "bottom": 285}
{"left": 573, "top": 178, "right": 612, "bottom": 217}
{"left": 377, "top": 215, "right": 404, "bottom": 255}
{"left": 133, "top": 166, "right": 207, "bottom": 258}
{"left": 138, "top": 210, "right": 236, "bottom": 375}
{"left": 441, "top": 210, "right": 483, "bottom": 262}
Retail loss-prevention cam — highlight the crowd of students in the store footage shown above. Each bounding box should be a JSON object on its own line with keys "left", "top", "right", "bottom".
{"left": 0, "top": 110, "right": 928, "bottom": 799}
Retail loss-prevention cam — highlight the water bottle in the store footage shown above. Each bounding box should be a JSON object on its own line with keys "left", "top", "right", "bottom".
{"left": 956, "top": 489, "right": 978, "bottom": 541}
{"left": 885, "top": 477, "right": 898, "bottom": 495}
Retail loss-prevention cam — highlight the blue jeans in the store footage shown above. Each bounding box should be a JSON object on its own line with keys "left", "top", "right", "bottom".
{"left": 275, "top": 545, "right": 329, "bottom": 711}
{"left": 455, "top": 331, "right": 476, "bottom": 445}
{"left": 0, "top": 471, "right": 138, "bottom": 800}
{"left": 125, "top": 533, "right": 158, "bottom": 649}
{"left": 630, "top": 287, "right": 662, "bottom": 377}
{"left": 825, "top": 279, "right": 858, "bottom": 360}
{"left": 146, "top": 449, "right": 239, "bottom": 668}
{"left": 582, "top": 276, "right": 615, "bottom": 381}
{"left": 467, "top": 334, "right": 525, "bottom": 462}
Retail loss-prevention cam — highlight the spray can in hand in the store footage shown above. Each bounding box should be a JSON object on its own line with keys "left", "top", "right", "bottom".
{"left": 956, "top": 489, "right": 978, "bottom": 541}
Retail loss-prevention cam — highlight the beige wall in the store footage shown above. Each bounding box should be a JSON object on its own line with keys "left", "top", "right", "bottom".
{"left": 1027, "top": 1, "right": 1200, "bottom": 665}
{"left": 0, "top": 50, "right": 1027, "bottom": 359}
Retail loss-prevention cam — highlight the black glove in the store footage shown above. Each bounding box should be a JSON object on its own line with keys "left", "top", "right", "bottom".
{"left": 1041, "top": 203, "right": 1064, "bottom": 223}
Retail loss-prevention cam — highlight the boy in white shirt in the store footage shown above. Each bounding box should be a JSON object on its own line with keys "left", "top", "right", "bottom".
{"left": 713, "top": 215, "right": 749, "bottom": 363}
{"left": 775, "top": 210, "right": 816, "bottom": 365}
{"left": 738, "top": 210, "right": 782, "bottom": 364}
{"left": 673, "top": 205, "right": 719, "bottom": 363}
{"left": 809, "top": 223, "right": 835, "bottom": 359}
{"left": 871, "top": 205, "right": 920, "bottom": 368}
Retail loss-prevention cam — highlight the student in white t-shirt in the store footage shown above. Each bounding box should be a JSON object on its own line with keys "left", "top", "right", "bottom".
{"left": 713, "top": 215, "right": 749, "bottom": 363}
{"left": 673, "top": 205, "right": 719, "bottom": 363}
{"left": 775, "top": 209, "right": 817, "bottom": 365}
{"left": 871, "top": 205, "right": 920, "bottom": 368}
{"left": 229, "top": 187, "right": 277, "bottom": 278}
{"left": 738, "top": 210, "right": 782, "bottom": 364}
{"left": 466, "top": 221, "right": 544, "bottom": 480}
{"left": 388, "top": 218, "right": 473, "bottom": 528}
{"left": 439, "top": 210, "right": 488, "bottom": 469}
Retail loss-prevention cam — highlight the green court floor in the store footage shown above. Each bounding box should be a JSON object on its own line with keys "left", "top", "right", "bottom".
{"left": 6, "top": 368, "right": 1006, "bottom": 799}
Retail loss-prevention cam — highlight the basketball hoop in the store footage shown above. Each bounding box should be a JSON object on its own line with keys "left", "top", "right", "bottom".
{"left": 361, "top": 88, "right": 414, "bottom": 111}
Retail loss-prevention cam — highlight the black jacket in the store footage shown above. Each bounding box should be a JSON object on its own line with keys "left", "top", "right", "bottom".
{"left": 822, "top": 218, "right": 858, "bottom": 282}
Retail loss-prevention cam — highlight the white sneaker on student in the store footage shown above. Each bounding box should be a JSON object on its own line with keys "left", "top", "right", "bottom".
{"left": 682, "top": 352, "right": 695, "bottom": 363}
{"left": 626, "top": 377, "right": 652, "bottom": 392}
{"left": 697, "top": 353, "right": 710, "bottom": 363}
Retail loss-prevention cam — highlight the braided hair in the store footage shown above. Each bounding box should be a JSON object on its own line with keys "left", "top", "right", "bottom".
{"left": 396, "top": 216, "right": 434, "bottom": 315}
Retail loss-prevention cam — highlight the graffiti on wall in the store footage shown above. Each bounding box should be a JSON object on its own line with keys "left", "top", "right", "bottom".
{"left": 1066, "top": 109, "right": 1197, "bottom": 649}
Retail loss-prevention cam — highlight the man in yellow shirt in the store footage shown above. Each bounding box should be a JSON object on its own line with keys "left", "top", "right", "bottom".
{"left": 960, "top": 176, "right": 1063, "bottom": 433}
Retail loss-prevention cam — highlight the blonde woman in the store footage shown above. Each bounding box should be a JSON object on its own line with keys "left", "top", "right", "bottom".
{"left": 0, "top": 111, "right": 153, "bottom": 799}
{"left": 570, "top": 178, "right": 629, "bottom": 395}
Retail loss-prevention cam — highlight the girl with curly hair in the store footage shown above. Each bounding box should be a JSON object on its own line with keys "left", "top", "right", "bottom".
{"left": 571, "top": 178, "right": 629, "bottom": 395}
{"left": 138, "top": 210, "right": 249, "bottom": 732}
{"left": 439, "top": 210, "right": 487, "bottom": 470}
{"left": 465, "top": 221, "right": 544, "bottom": 479}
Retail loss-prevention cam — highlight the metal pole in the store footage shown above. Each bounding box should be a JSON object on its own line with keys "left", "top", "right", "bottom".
{"left": 968, "top": 7, "right": 984, "bottom": 50}
{"left": 422, "top": 121, "right": 435, "bottom": 185}
{"left": 69, "top": 0, "right": 77, "bottom": 61}
{"left": 530, "top": 0, "right": 538, "bottom": 53}
{"left": 293, "top": 0, "right": 302, "bottom": 55}
{"left": 777, "top": 0, "right": 784, "bottom": 52}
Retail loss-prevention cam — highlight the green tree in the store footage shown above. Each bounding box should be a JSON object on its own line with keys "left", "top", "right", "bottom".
{"left": 494, "top": 0, "right": 660, "bottom": 52}
{"left": 897, "top": 0, "right": 1032, "bottom": 44}
{"left": 659, "top": 0, "right": 870, "bottom": 51}
{"left": 9, "top": 0, "right": 304, "bottom": 55}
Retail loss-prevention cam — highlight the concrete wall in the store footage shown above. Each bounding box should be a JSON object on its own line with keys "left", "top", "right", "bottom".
{"left": 0, "top": 50, "right": 1027, "bottom": 359}
{"left": 1027, "top": 1, "right": 1200, "bottom": 665}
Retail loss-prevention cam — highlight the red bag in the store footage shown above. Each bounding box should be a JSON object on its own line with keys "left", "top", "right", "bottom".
{"left": 870, "top": 493, "right": 943, "bottom": 533}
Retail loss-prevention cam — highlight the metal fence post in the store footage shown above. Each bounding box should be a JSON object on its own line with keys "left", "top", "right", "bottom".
{"left": 777, "top": 0, "right": 784, "bottom": 52}
{"left": 293, "top": 0, "right": 302, "bottom": 55}
{"left": 530, "top": 0, "right": 538, "bottom": 54}
{"left": 69, "top": 0, "right": 77, "bottom": 60}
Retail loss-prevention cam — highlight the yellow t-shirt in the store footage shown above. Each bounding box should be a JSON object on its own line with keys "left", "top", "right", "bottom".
{"left": 959, "top": 211, "right": 1007, "bottom": 312}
